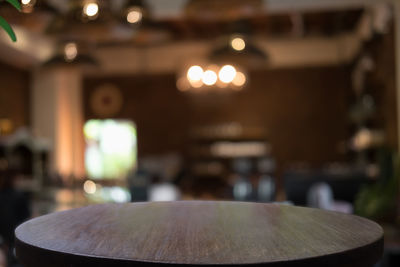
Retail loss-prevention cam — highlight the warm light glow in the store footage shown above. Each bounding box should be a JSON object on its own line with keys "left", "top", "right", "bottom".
{"left": 21, "top": 0, "right": 35, "bottom": 13}
{"left": 187, "top": 65, "right": 203, "bottom": 82}
{"left": 83, "top": 2, "right": 99, "bottom": 17}
{"left": 127, "top": 8, "right": 143, "bottom": 24}
{"left": 232, "top": 71, "right": 246, "bottom": 87}
{"left": 219, "top": 65, "right": 237, "bottom": 83}
{"left": 231, "top": 37, "right": 246, "bottom": 51}
{"left": 211, "top": 142, "right": 268, "bottom": 157}
{"left": 202, "top": 70, "right": 218, "bottom": 86}
{"left": 83, "top": 180, "right": 97, "bottom": 194}
{"left": 181, "top": 63, "right": 246, "bottom": 92}
{"left": 177, "top": 77, "right": 190, "bottom": 91}
{"left": 190, "top": 80, "right": 203, "bottom": 88}
{"left": 64, "top": 43, "right": 78, "bottom": 62}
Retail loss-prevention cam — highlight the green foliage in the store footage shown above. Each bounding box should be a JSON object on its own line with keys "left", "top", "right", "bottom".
{"left": 6, "top": 0, "right": 21, "bottom": 11}
{"left": 355, "top": 149, "right": 399, "bottom": 221}
{"left": 0, "top": 15, "right": 16, "bottom": 41}
{"left": 0, "top": 0, "right": 21, "bottom": 42}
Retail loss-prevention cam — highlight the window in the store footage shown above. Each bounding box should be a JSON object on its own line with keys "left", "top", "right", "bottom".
{"left": 84, "top": 119, "right": 137, "bottom": 180}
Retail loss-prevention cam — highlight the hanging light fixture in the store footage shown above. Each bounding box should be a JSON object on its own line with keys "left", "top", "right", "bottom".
{"left": 43, "top": 41, "right": 99, "bottom": 67}
{"left": 210, "top": 34, "right": 268, "bottom": 68}
{"left": 21, "top": 0, "right": 36, "bottom": 13}
{"left": 211, "top": 20, "right": 268, "bottom": 68}
{"left": 176, "top": 19, "right": 268, "bottom": 93}
{"left": 177, "top": 62, "right": 247, "bottom": 93}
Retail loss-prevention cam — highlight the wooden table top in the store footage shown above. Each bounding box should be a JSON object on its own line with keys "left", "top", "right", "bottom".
{"left": 15, "top": 201, "right": 383, "bottom": 267}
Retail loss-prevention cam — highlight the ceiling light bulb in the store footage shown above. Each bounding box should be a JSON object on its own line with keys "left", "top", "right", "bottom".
{"left": 187, "top": 65, "right": 203, "bottom": 82}
{"left": 84, "top": 2, "right": 99, "bottom": 17}
{"left": 232, "top": 71, "right": 246, "bottom": 87}
{"left": 21, "top": 0, "right": 36, "bottom": 13}
{"left": 231, "top": 37, "right": 246, "bottom": 51}
{"left": 64, "top": 43, "right": 78, "bottom": 62}
{"left": 203, "top": 70, "right": 217, "bottom": 86}
{"left": 219, "top": 65, "right": 237, "bottom": 83}
{"left": 127, "top": 8, "right": 143, "bottom": 24}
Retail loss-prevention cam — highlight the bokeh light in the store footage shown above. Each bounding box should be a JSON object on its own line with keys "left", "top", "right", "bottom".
{"left": 64, "top": 43, "right": 78, "bottom": 62}
{"left": 83, "top": 2, "right": 99, "bottom": 17}
{"left": 232, "top": 71, "right": 246, "bottom": 87}
{"left": 181, "top": 64, "right": 247, "bottom": 91}
{"left": 83, "top": 180, "right": 97, "bottom": 194}
{"left": 202, "top": 70, "right": 218, "bottom": 86}
{"left": 127, "top": 8, "right": 143, "bottom": 24}
{"left": 231, "top": 37, "right": 246, "bottom": 51}
{"left": 187, "top": 65, "right": 203, "bottom": 82}
{"left": 176, "top": 77, "right": 190, "bottom": 91}
{"left": 219, "top": 65, "right": 237, "bottom": 83}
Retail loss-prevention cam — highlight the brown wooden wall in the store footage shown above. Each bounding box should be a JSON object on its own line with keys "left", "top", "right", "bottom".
{"left": 0, "top": 61, "right": 30, "bottom": 133}
{"left": 84, "top": 66, "right": 352, "bottom": 174}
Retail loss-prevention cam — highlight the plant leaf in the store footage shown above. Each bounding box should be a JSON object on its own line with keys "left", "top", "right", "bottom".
{"left": 0, "top": 15, "right": 17, "bottom": 42}
{"left": 6, "top": 0, "right": 21, "bottom": 11}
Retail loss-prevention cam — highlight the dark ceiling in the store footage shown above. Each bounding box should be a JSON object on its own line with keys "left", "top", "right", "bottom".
{"left": 0, "top": 1, "right": 364, "bottom": 47}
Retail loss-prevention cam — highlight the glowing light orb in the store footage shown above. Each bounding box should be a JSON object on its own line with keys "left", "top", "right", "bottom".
{"left": 127, "top": 8, "right": 143, "bottom": 24}
{"left": 231, "top": 37, "right": 246, "bottom": 51}
{"left": 219, "top": 65, "right": 237, "bottom": 83}
{"left": 84, "top": 2, "right": 99, "bottom": 17}
{"left": 83, "top": 180, "right": 97, "bottom": 194}
{"left": 187, "top": 65, "right": 203, "bottom": 82}
{"left": 232, "top": 71, "right": 246, "bottom": 87}
{"left": 64, "top": 43, "right": 78, "bottom": 62}
{"left": 202, "top": 70, "right": 218, "bottom": 86}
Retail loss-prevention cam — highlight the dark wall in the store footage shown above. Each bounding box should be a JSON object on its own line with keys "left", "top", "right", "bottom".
{"left": 84, "top": 66, "right": 351, "bottom": 174}
{"left": 0, "top": 61, "right": 30, "bottom": 132}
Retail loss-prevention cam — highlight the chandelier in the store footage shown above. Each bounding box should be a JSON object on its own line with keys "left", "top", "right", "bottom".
{"left": 177, "top": 63, "right": 247, "bottom": 93}
{"left": 177, "top": 34, "right": 252, "bottom": 93}
{"left": 176, "top": 30, "right": 268, "bottom": 93}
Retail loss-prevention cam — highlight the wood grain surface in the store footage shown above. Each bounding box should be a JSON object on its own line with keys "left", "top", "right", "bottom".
{"left": 15, "top": 201, "right": 383, "bottom": 267}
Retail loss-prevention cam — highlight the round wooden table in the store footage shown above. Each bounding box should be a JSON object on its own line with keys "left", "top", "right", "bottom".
{"left": 15, "top": 201, "right": 383, "bottom": 267}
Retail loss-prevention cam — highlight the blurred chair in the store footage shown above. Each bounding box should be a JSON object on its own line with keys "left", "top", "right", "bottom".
{"left": 257, "top": 175, "right": 275, "bottom": 202}
{"left": 307, "top": 182, "right": 334, "bottom": 210}
{"left": 232, "top": 158, "right": 253, "bottom": 201}
{"left": 233, "top": 177, "right": 252, "bottom": 201}
{"left": 284, "top": 169, "right": 369, "bottom": 206}
{"left": 148, "top": 183, "right": 180, "bottom": 201}
{"left": 307, "top": 182, "right": 353, "bottom": 213}
{"left": 148, "top": 173, "right": 181, "bottom": 202}
{"left": 129, "top": 169, "right": 150, "bottom": 202}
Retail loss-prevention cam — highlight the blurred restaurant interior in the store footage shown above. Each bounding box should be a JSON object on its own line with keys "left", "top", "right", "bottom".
{"left": 0, "top": 0, "right": 400, "bottom": 266}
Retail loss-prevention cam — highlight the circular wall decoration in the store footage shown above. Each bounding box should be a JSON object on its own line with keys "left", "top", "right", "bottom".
{"left": 90, "top": 84, "right": 123, "bottom": 118}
